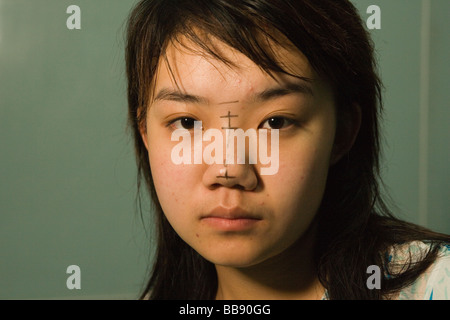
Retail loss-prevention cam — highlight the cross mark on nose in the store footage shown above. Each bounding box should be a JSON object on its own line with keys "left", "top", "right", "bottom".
{"left": 216, "top": 170, "right": 235, "bottom": 180}
{"left": 220, "top": 111, "right": 239, "bottom": 130}
{"left": 216, "top": 159, "right": 236, "bottom": 180}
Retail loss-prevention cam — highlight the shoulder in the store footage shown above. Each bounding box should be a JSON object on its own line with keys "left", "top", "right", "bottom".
{"left": 390, "top": 241, "right": 450, "bottom": 300}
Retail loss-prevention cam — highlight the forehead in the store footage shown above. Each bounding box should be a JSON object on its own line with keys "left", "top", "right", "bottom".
{"left": 152, "top": 35, "right": 317, "bottom": 104}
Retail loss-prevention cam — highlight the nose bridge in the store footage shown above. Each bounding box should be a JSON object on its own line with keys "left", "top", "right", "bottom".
{"left": 218, "top": 108, "right": 255, "bottom": 165}
{"left": 220, "top": 133, "right": 258, "bottom": 190}
{"left": 202, "top": 110, "right": 258, "bottom": 190}
{"left": 224, "top": 127, "right": 258, "bottom": 166}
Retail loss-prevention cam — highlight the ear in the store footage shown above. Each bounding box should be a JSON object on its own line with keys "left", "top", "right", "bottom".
{"left": 330, "top": 103, "right": 361, "bottom": 166}
{"left": 141, "top": 127, "right": 149, "bottom": 151}
{"left": 138, "top": 108, "right": 150, "bottom": 151}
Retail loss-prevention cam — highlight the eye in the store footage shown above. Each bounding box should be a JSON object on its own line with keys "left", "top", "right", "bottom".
{"left": 260, "top": 116, "right": 293, "bottom": 130}
{"left": 168, "top": 117, "right": 197, "bottom": 130}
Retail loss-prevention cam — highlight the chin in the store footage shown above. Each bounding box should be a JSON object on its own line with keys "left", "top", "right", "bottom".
{"left": 208, "top": 257, "right": 262, "bottom": 269}
{"left": 198, "top": 245, "right": 272, "bottom": 268}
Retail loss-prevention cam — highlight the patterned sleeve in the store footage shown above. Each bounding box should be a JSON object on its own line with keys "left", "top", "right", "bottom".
{"left": 424, "top": 245, "right": 450, "bottom": 300}
{"left": 396, "top": 243, "right": 450, "bottom": 300}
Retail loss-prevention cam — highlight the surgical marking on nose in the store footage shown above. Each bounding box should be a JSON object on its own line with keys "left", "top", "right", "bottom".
{"left": 216, "top": 170, "right": 235, "bottom": 180}
{"left": 217, "top": 161, "right": 235, "bottom": 180}
{"left": 216, "top": 111, "right": 238, "bottom": 180}
{"left": 220, "top": 111, "right": 239, "bottom": 130}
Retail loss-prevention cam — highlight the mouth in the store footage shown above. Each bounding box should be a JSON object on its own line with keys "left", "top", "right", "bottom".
{"left": 200, "top": 206, "right": 262, "bottom": 232}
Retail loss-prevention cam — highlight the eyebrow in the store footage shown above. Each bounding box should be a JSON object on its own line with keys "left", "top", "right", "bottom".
{"left": 153, "top": 79, "right": 314, "bottom": 105}
{"left": 253, "top": 81, "right": 314, "bottom": 102}
{"left": 153, "top": 88, "right": 209, "bottom": 104}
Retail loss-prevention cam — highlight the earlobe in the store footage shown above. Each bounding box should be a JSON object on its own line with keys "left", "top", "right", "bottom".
{"left": 137, "top": 107, "right": 150, "bottom": 151}
{"left": 330, "top": 103, "right": 362, "bottom": 166}
{"left": 141, "top": 134, "right": 149, "bottom": 151}
{"left": 140, "top": 126, "right": 149, "bottom": 151}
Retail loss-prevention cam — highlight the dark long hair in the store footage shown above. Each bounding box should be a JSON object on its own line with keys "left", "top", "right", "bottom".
{"left": 125, "top": 0, "right": 450, "bottom": 299}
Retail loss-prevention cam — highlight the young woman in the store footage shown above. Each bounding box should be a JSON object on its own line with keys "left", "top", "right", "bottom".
{"left": 125, "top": 0, "right": 450, "bottom": 300}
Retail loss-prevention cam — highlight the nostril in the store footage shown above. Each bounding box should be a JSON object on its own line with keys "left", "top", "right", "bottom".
{"left": 209, "top": 183, "right": 222, "bottom": 190}
{"left": 209, "top": 182, "right": 247, "bottom": 191}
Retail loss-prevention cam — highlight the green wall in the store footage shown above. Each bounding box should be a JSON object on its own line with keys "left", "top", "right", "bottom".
{"left": 0, "top": 0, "right": 448, "bottom": 299}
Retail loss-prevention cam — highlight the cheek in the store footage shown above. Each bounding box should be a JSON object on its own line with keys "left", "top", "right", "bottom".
{"left": 269, "top": 133, "right": 334, "bottom": 216}
{"left": 146, "top": 134, "right": 195, "bottom": 211}
{"left": 146, "top": 135, "right": 217, "bottom": 237}
{"left": 277, "top": 147, "right": 328, "bottom": 199}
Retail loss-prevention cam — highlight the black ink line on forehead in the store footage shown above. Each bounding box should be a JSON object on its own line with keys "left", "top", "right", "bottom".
{"left": 218, "top": 100, "right": 239, "bottom": 105}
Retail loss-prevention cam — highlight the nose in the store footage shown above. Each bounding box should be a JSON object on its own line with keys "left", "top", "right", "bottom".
{"left": 202, "top": 162, "right": 258, "bottom": 190}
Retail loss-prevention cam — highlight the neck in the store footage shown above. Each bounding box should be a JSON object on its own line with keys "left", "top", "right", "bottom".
{"left": 214, "top": 223, "right": 324, "bottom": 300}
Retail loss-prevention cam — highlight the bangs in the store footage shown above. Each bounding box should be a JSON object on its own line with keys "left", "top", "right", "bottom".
{"left": 154, "top": 23, "right": 313, "bottom": 99}
{"left": 166, "top": 15, "right": 297, "bottom": 77}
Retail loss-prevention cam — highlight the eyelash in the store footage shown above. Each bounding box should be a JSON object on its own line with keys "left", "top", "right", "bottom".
{"left": 167, "top": 116, "right": 297, "bottom": 130}
{"left": 259, "top": 116, "right": 296, "bottom": 130}
{"left": 166, "top": 117, "right": 198, "bottom": 130}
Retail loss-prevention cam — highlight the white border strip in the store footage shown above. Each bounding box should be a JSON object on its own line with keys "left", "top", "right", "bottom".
{"left": 419, "top": 0, "right": 431, "bottom": 227}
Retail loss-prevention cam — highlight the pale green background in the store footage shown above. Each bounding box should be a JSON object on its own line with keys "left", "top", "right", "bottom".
{"left": 0, "top": 0, "right": 448, "bottom": 299}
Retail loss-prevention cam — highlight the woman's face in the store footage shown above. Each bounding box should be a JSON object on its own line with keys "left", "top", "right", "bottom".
{"left": 141, "top": 38, "right": 337, "bottom": 268}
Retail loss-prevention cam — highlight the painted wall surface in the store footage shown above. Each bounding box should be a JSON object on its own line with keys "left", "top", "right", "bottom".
{"left": 0, "top": 0, "right": 448, "bottom": 299}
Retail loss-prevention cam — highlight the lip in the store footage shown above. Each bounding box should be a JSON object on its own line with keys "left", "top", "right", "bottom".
{"left": 201, "top": 207, "right": 262, "bottom": 232}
